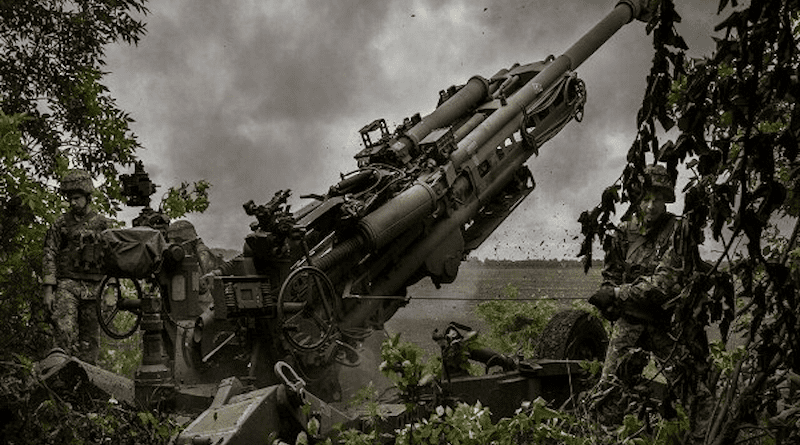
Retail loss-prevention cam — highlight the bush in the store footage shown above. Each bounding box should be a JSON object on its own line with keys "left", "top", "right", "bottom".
{"left": 0, "top": 354, "right": 180, "bottom": 445}
{"left": 472, "top": 284, "right": 557, "bottom": 358}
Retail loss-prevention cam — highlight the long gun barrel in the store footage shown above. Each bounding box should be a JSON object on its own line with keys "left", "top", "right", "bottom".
{"left": 453, "top": 0, "right": 648, "bottom": 168}
{"left": 331, "top": 0, "right": 651, "bottom": 330}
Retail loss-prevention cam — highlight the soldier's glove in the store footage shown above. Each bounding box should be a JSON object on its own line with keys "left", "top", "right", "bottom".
{"left": 589, "top": 286, "right": 619, "bottom": 321}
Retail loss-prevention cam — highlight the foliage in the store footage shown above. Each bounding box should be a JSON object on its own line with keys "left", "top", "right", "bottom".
{"left": 379, "top": 333, "right": 441, "bottom": 412}
{"left": 393, "top": 401, "right": 495, "bottom": 445}
{"left": 335, "top": 396, "right": 692, "bottom": 445}
{"left": 98, "top": 332, "right": 143, "bottom": 379}
{"left": 161, "top": 180, "right": 212, "bottom": 219}
{"left": 345, "top": 382, "right": 385, "bottom": 435}
{"left": 0, "top": 0, "right": 149, "bottom": 362}
{"left": 578, "top": 0, "right": 800, "bottom": 443}
{"left": 0, "top": 355, "right": 180, "bottom": 444}
{"left": 0, "top": 110, "right": 55, "bottom": 360}
{"left": 273, "top": 328, "right": 699, "bottom": 445}
{"left": 0, "top": 0, "right": 148, "bottom": 212}
{"left": 473, "top": 284, "right": 557, "bottom": 358}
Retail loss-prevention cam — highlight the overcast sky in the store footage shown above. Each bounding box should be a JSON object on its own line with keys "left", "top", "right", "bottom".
{"left": 104, "top": 0, "right": 722, "bottom": 260}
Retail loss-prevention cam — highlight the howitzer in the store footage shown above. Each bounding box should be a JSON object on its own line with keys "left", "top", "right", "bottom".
{"left": 38, "top": 1, "right": 655, "bottom": 442}
{"left": 222, "top": 0, "right": 650, "bottom": 373}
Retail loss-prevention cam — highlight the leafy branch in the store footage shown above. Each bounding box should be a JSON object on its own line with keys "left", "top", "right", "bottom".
{"left": 579, "top": 1, "right": 800, "bottom": 443}
{"left": 160, "top": 180, "right": 212, "bottom": 219}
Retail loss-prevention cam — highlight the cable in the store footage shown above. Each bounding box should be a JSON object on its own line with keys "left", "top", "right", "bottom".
{"left": 390, "top": 296, "right": 588, "bottom": 301}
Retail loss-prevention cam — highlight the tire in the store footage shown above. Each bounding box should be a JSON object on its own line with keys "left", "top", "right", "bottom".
{"left": 533, "top": 309, "right": 608, "bottom": 361}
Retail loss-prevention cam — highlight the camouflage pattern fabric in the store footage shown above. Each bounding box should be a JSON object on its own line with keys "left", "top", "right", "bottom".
{"left": 43, "top": 204, "right": 110, "bottom": 365}
{"left": 597, "top": 214, "right": 679, "bottom": 387}
{"left": 590, "top": 315, "right": 685, "bottom": 425}
{"left": 592, "top": 227, "right": 715, "bottom": 437}
{"left": 599, "top": 318, "right": 680, "bottom": 384}
{"left": 615, "top": 234, "right": 716, "bottom": 438}
{"left": 601, "top": 213, "right": 677, "bottom": 285}
{"left": 42, "top": 209, "right": 112, "bottom": 285}
{"left": 50, "top": 278, "right": 101, "bottom": 364}
{"left": 192, "top": 239, "right": 222, "bottom": 275}
{"left": 589, "top": 214, "right": 681, "bottom": 424}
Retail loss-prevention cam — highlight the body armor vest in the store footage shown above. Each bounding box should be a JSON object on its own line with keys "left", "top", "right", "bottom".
{"left": 602, "top": 214, "right": 677, "bottom": 285}
{"left": 54, "top": 211, "right": 109, "bottom": 281}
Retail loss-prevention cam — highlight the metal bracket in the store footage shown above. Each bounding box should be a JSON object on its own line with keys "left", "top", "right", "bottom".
{"left": 275, "top": 361, "right": 306, "bottom": 396}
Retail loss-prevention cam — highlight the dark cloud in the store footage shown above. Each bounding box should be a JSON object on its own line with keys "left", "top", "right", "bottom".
{"left": 105, "top": 0, "right": 723, "bottom": 258}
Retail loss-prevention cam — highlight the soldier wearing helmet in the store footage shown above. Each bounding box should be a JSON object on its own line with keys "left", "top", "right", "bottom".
{"left": 42, "top": 169, "right": 113, "bottom": 364}
{"left": 601, "top": 164, "right": 677, "bottom": 286}
{"left": 586, "top": 163, "right": 681, "bottom": 423}
{"left": 167, "top": 220, "right": 220, "bottom": 274}
{"left": 167, "top": 220, "right": 223, "bottom": 309}
{"left": 588, "top": 164, "right": 715, "bottom": 435}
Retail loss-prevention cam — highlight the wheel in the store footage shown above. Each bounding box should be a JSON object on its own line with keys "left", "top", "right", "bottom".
{"left": 532, "top": 309, "right": 609, "bottom": 410}
{"left": 95, "top": 276, "right": 143, "bottom": 340}
{"left": 277, "top": 266, "right": 337, "bottom": 351}
{"left": 533, "top": 309, "right": 608, "bottom": 361}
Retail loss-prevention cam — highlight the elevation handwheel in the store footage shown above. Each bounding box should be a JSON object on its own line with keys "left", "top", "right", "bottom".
{"left": 277, "top": 266, "right": 337, "bottom": 351}
{"left": 95, "top": 275, "right": 143, "bottom": 340}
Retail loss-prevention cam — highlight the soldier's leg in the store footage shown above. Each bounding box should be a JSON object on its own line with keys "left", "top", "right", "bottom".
{"left": 647, "top": 327, "right": 684, "bottom": 383}
{"left": 600, "top": 318, "right": 646, "bottom": 385}
{"left": 77, "top": 299, "right": 100, "bottom": 364}
{"left": 590, "top": 318, "right": 647, "bottom": 424}
{"left": 648, "top": 327, "right": 714, "bottom": 438}
{"left": 51, "top": 279, "right": 80, "bottom": 356}
{"left": 77, "top": 281, "right": 101, "bottom": 365}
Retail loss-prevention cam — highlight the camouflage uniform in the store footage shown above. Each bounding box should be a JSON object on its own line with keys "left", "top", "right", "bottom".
{"left": 598, "top": 212, "right": 678, "bottom": 384}
{"left": 42, "top": 170, "right": 112, "bottom": 364}
{"left": 616, "top": 232, "right": 715, "bottom": 441}
{"left": 597, "top": 165, "right": 678, "bottom": 385}
{"left": 589, "top": 165, "right": 683, "bottom": 423}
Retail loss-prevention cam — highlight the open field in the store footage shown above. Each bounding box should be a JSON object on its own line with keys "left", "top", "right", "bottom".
{"left": 340, "top": 261, "right": 604, "bottom": 397}
{"left": 385, "top": 261, "right": 602, "bottom": 349}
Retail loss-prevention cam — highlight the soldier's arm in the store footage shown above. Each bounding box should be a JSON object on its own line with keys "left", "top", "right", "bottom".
{"left": 213, "top": 255, "right": 242, "bottom": 276}
{"left": 617, "top": 243, "right": 684, "bottom": 307}
{"left": 42, "top": 218, "right": 63, "bottom": 286}
{"left": 601, "top": 225, "right": 627, "bottom": 284}
{"left": 196, "top": 241, "right": 223, "bottom": 274}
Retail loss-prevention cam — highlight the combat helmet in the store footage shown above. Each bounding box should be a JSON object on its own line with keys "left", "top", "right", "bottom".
{"left": 59, "top": 169, "right": 94, "bottom": 196}
{"left": 168, "top": 220, "right": 199, "bottom": 244}
{"left": 644, "top": 164, "right": 675, "bottom": 203}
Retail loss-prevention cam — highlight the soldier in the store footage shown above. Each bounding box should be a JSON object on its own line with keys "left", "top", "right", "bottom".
{"left": 167, "top": 220, "right": 221, "bottom": 275}
{"left": 591, "top": 219, "right": 715, "bottom": 440}
{"left": 167, "top": 220, "right": 222, "bottom": 307}
{"left": 587, "top": 164, "right": 680, "bottom": 421}
{"left": 600, "top": 164, "right": 678, "bottom": 287}
{"left": 42, "top": 169, "right": 113, "bottom": 364}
